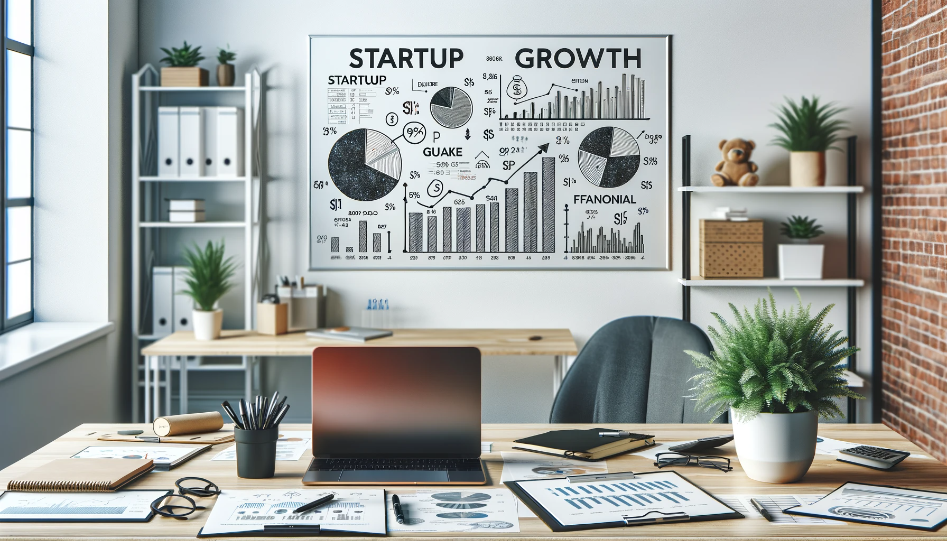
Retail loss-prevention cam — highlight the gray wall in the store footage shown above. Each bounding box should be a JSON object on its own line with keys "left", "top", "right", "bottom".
{"left": 138, "top": 0, "right": 873, "bottom": 422}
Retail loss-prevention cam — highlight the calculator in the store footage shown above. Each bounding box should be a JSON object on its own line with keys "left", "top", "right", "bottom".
{"left": 837, "top": 445, "right": 910, "bottom": 470}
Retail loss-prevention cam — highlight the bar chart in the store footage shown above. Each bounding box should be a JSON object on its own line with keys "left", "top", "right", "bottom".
{"left": 571, "top": 221, "right": 645, "bottom": 254}
{"left": 546, "top": 479, "right": 688, "bottom": 509}
{"left": 502, "top": 75, "right": 647, "bottom": 121}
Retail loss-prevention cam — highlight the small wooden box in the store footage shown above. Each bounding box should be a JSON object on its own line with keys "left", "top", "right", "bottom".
{"left": 257, "top": 302, "right": 288, "bottom": 336}
{"left": 699, "top": 219, "right": 764, "bottom": 278}
{"left": 161, "top": 67, "right": 209, "bottom": 87}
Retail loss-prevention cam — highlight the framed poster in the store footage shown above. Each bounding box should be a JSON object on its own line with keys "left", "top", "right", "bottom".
{"left": 309, "top": 35, "right": 669, "bottom": 269}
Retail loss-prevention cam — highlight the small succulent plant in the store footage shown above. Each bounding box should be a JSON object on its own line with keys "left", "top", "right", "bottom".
{"left": 160, "top": 41, "right": 205, "bottom": 67}
{"left": 781, "top": 215, "right": 824, "bottom": 240}
{"left": 217, "top": 45, "right": 236, "bottom": 65}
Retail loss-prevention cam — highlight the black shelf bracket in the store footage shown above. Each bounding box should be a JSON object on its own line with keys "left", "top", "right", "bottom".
{"left": 682, "top": 135, "right": 692, "bottom": 322}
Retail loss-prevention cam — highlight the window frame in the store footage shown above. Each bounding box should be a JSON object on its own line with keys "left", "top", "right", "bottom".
{"left": 2, "top": 0, "right": 33, "bottom": 333}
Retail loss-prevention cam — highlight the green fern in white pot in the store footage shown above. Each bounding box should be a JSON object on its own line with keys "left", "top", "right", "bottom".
{"left": 686, "top": 291, "right": 862, "bottom": 483}
{"left": 180, "top": 240, "right": 237, "bottom": 340}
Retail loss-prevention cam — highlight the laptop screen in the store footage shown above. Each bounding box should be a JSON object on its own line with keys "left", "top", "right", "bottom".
{"left": 311, "top": 347, "right": 481, "bottom": 458}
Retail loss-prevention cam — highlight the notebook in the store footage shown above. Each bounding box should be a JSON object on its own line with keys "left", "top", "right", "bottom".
{"left": 306, "top": 326, "right": 393, "bottom": 342}
{"left": 6, "top": 458, "right": 154, "bottom": 492}
{"left": 513, "top": 428, "right": 655, "bottom": 461}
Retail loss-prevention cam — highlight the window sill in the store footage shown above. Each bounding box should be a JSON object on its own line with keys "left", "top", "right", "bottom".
{"left": 0, "top": 322, "right": 115, "bottom": 383}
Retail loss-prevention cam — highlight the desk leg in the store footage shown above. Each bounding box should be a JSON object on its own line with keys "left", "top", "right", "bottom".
{"left": 153, "top": 356, "right": 161, "bottom": 421}
{"left": 552, "top": 355, "right": 568, "bottom": 398}
{"left": 164, "top": 356, "right": 172, "bottom": 416}
{"left": 144, "top": 356, "right": 152, "bottom": 423}
{"left": 180, "top": 356, "right": 189, "bottom": 415}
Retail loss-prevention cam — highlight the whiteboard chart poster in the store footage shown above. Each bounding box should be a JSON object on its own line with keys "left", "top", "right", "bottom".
{"left": 309, "top": 35, "right": 669, "bottom": 269}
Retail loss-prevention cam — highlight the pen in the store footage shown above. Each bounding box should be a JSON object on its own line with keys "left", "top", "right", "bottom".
{"left": 392, "top": 494, "right": 405, "bottom": 524}
{"left": 567, "top": 472, "right": 638, "bottom": 483}
{"left": 272, "top": 404, "right": 290, "bottom": 426}
{"left": 750, "top": 498, "right": 775, "bottom": 522}
{"left": 599, "top": 431, "right": 633, "bottom": 438}
{"left": 238, "top": 399, "right": 250, "bottom": 430}
{"left": 221, "top": 401, "right": 244, "bottom": 430}
{"left": 266, "top": 396, "right": 287, "bottom": 429}
{"left": 293, "top": 494, "right": 334, "bottom": 514}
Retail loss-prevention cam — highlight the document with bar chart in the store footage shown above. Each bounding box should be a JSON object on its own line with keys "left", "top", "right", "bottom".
{"left": 506, "top": 471, "right": 740, "bottom": 530}
{"left": 309, "top": 35, "right": 669, "bottom": 269}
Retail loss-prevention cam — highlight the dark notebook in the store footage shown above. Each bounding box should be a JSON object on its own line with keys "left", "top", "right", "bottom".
{"left": 513, "top": 428, "right": 654, "bottom": 461}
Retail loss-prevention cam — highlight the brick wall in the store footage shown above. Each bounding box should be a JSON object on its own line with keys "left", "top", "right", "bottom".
{"left": 881, "top": 0, "right": 947, "bottom": 462}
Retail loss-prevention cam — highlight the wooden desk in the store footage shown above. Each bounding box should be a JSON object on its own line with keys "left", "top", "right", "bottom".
{"left": 140, "top": 329, "right": 578, "bottom": 422}
{"left": 3, "top": 423, "right": 945, "bottom": 540}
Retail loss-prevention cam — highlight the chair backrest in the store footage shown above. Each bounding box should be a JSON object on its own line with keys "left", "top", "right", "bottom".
{"left": 549, "top": 316, "right": 720, "bottom": 424}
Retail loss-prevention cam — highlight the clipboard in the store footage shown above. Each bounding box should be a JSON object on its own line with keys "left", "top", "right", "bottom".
{"left": 784, "top": 482, "right": 947, "bottom": 531}
{"left": 505, "top": 470, "right": 743, "bottom": 532}
{"left": 198, "top": 525, "right": 328, "bottom": 537}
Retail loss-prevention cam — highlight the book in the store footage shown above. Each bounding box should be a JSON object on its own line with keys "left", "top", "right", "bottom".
{"left": 167, "top": 199, "right": 205, "bottom": 211}
{"left": 513, "top": 428, "right": 655, "bottom": 461}
{"left": 306, "top": 326, "right": 393, "bottom": 343}
{"left": 169, "top": 210, "right": 205, "bottom": 222}
{"left": 6, "top": 458, "right": 153, "bottom": 492}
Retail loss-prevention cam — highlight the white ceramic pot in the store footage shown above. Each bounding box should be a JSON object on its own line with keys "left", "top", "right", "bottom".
{"left": 192, "top": 309, "right": 223, "bottom": 340}
{"left": 790, "top": 151, "right": 826, "bottom": 187}
{"left": 732, "top": 408, "right": 818, "bottom": 483}
{"left": 779, "top": 243, "right": 824, "bottom": 280}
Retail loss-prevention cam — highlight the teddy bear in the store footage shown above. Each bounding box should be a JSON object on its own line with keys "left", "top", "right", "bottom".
{"left": 712, "top": 138, "right": 759, "bottom": 187}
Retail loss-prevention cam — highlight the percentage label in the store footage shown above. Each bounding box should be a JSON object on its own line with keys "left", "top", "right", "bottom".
{"left": 409, "top": 171, "right": 420, "bottom": 180}
{"left": 403, "top": 101, "right": 420, "bottom": 115}
{"left": 556, "top": 136, "right": 570, "bottom": 145}
{"left": 640, "top": 180, "right": 653, "bottom": 190}
{"left": 402, "top": 121, "right": 426, "bottom": 144}
{"left": 562, "top": 177, "right": 577, "bottom": 187}
{"left": 484, "top": 107, "right": 496, "bottom": 117}
{"left": 385, "top": 87, "right": 400, "bottom": 95}
{"left": 322, "top": 127, "right": 337, "bottom": 136}
{"left": 482, "top": 72, "right": 498, "bottom": 80}
{"left": 385, "top": 203, "right": 396, "bottom": 211}
{"left": 464, "top": 77, "right": 475, "bottom": 87}
{"left": 408, "top": 192, "right": 421, "bottom": 199}
{"left": 638, "top": 207, "right": 649, "bottom": 215}
{"left": 558, "top": 154, "right": 570, "bottom": 163}
{"left": 643, "top": 156, "right": 658, "bottom": 166}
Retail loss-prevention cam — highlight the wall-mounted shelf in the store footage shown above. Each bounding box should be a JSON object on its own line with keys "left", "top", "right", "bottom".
{"left": 140, "top": 175, "right": 248, "bottom": 182}
{"left": 139, "top": 86, "right": 246, "bottom": 92}
{"left": 679, "top": 278, "right": 865, "bottom": 287}
{"left": 678, "top": 186, "right": 865, "bottom": 194}
{"left": 139, "top": 222, "right": 247, "bottom": 228}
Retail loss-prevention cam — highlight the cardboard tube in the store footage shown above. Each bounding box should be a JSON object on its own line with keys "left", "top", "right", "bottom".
{"left": 153, "top": 412, "right": 223, "bottom": 437}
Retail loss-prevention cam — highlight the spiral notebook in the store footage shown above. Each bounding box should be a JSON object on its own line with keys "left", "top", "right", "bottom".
{"left": 6, "top": 458, "right": 154, "bottom": 492}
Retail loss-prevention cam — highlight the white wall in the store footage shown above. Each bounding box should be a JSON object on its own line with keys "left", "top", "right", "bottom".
{"left": 138, "top": 0, "right": 874, "bottom": 422}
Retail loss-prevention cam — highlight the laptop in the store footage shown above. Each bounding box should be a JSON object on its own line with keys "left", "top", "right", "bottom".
{"left": 303, "top": 346, "right": 487, "bottom": 485}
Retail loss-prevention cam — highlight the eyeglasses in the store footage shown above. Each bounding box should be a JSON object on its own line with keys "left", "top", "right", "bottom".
{"left": 151, "top": 477, "right": 221, "bottom": 519}
{"left": 653, "top": 453, "right": 732, "bottom": 472}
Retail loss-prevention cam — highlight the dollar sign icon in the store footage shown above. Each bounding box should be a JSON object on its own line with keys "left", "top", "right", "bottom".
{"left": 483, "top": 129, "right": 495, "bottom": 141}
{"left": 506, "top": 75, "right": 527, "bottom": 99}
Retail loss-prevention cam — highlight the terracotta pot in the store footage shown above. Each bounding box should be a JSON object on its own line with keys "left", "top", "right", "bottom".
{"left": 790, "top": 151, "right": 826, "bottom": 187}
{"left": 217, "top": 64, "right": 235, "bottom": 87}
{"left": 732, "top": 408, "right": 818, "bottom": 483}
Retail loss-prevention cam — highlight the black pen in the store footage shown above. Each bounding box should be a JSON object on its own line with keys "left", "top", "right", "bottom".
{"left": 272, "top": 404, "right": 290, "bottom": 426}
{"left": 238, "top": 399, "right": 250, "bottom": 430}
{"left": 293, "top": 494, "right": 334, "bottom": 514}
{"left": 750, "top": 498, "right": 775, "bottom": 522}
{"left": 392, "top": 494, "right": 405, "bottom": 524}
{"left": 267, "top": 395, "right": 287, "bottom": 428}
{"left": 221, "top": 401, "right": 244, "bottom": 430}
{"left": 599, "top": 431, "right": 632, "bottom": 438}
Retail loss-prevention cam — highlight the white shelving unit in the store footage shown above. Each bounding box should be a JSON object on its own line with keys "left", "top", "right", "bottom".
{"left": 130, "top": 64, "right": 264, "bottom": 423}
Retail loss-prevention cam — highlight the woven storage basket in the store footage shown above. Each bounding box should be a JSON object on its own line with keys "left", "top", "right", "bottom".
{"left": 699, "top": 219, "right": 764, "bottom": 278}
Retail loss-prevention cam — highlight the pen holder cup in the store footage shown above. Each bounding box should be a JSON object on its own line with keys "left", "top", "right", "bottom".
{"left": 234, "top": 426, "right": 279, "bottom": 479}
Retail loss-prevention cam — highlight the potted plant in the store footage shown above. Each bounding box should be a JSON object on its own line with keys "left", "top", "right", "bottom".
{"left": 770, "top": 96, "right": 847, "bottom": 187}
{"left": 159, "top": 41, "right": 208, "bottom": 87}
{"left": 687, "top": 291, "right": 862, "bottom": 483}
{"left": 217, "top": 45, "right": 236, "bottom": 87}
{"left": 180, "top": 240, "right": 237, "bottom": 340}
{"left": 779, "top": 216, "right": 824, "bottom": 280}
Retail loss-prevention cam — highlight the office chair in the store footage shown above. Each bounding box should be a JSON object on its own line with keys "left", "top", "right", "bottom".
{"left": 549, "top": 316, "right": 723, "bottom": 423}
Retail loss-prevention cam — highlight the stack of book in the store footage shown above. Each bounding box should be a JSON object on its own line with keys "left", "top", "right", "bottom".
{"left": 712, "top": 207, "right": 749, "bottom": 221}
{"left": 168, "top": 199, "right": 205, "bottom": 222}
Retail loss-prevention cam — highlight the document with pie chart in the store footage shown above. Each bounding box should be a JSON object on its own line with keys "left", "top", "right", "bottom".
{"left": 385, "top": 489, "right": 520, "bottom": 533}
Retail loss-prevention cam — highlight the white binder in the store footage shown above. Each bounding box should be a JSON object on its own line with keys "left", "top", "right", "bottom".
{"left": 172, "top": 266, "right": 194, "bottom": 331}
{"left": 216, "top": 107, "right": 244, "bottom": 177}
{"left": 201, "top": 107, "right": 218, "bottom": 176}
{"left": 157, "top": 107, "right": 179, "bottom": 177}
{"left": 178, "top": 107, "right": 205, "bottom": 177}
{"left": 152, "top": 267, "right": 174, "bottom": 336}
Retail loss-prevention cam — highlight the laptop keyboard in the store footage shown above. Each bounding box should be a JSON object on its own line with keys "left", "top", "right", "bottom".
{"left": 309, "top": 458, "right": 482, "bottom": 471}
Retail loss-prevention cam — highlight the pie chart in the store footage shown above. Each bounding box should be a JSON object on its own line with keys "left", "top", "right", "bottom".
{"left": 577, "top": 127, "right": 641, "bottom": 188}
{"left": 431, "top": 492, "right": 491, "bottom": 503}
{"left": 327, "top": 128, "right": 402, "bottom": 201}
{"left": 430, "top": 87, "right": 473, "bottom": 129}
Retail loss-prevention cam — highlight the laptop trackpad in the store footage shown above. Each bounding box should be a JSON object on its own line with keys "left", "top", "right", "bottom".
{"left": 339, "top": 470, "right": 449, "bottom": 483}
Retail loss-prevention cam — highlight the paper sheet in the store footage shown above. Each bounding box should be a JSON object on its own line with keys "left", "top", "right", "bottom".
{"left": 716, "top": 494, "right": 845, "bottom": 524}
{"left": 499, "top": 452, "right": 607, "bottom": 483}
{"left": 385, "top": 489, "right": 520, "bottom": 533}
{"left": 71, "top": 444, "right": 205, "bottom": 468}
{"left": 515, "top": 471, "right": 734, "bottom": 527}
{"left": 786, "top": 483, "right": 947, "bottom": 530}
{"left": 0, "top": 490, "right": 169, "bottom": 521}
{"left": 199, "top": 489, "right": 386, "bottom": 536}
{"left": 212, "top": 431, "right": 311, "bottom": 461}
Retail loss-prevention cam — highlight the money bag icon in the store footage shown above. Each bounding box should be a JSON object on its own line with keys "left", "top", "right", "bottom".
{"left": 506, "top": 75, "right": 527, "bottom": 99}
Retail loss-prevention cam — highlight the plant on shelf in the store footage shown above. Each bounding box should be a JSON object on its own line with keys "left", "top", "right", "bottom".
{"left": 180, "top": 240, "right": 237, "bottom": 340}
{"left": 686, "top": 290, "right": 862, "bottom": 483}
{"left": 158, "top": 41, "right": 208, "bottom": 87}
{"left": 778, "top": 215, "right": 826, "bottom": 279}
{"left": 769, "top": 96, "right": 848, "bottom": 187}
{"left": 216, "top": 45, "right": 237, "bottom": 87}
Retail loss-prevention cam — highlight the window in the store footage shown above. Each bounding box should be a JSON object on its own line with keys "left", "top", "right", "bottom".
{"left": 1, "top": 0, "right": 32, "bottom": 333}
